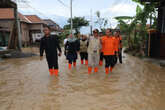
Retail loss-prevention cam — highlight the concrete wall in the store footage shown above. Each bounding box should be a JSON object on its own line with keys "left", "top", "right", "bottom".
{"left": 20, "top": 22, "right": 30, "bottom": 46}
{"left": 0, "top": 20, "right": 14, "bottom": 31}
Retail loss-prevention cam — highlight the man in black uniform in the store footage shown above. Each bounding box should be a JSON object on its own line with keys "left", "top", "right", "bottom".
{"left": 40, "top": 26, "right": 62, "bottom": 76}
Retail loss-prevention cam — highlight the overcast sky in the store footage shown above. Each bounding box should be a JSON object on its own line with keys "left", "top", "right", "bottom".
{"left": 18, "top": 0, "right": 139, "bottom": 33}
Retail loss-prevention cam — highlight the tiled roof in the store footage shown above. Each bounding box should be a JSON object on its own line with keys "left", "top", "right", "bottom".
{"left": 18, "top": 13, "right": 31, "bottom": 23}
{"left": 0, "top": 8, "right": 14, "bottom": 19}
{"left": 25, "top": 15, "right": 44, "bottom": 23}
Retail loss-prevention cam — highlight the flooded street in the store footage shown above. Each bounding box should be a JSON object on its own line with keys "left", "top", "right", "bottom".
{"left": 0, "top": 53, "right": 165, "bottom": 110}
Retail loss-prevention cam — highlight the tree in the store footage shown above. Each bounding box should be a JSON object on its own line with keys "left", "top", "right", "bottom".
{"left": 115, "top": 16, "right": 136, "bottom": 49}
{"left": 95, "top": 11, "right": 108, "bottom": 31}
{"left": 64, "top": 17, "right": 89, "bottom": 35}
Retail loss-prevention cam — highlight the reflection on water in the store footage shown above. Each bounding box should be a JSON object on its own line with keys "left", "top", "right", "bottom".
{"left": 0, "top": 54, "right": 165, "bottom": 110}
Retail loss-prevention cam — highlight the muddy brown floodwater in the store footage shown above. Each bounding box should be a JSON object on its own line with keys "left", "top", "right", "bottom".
{"left": 0, "top": 53, "right": 165, "bottom": 110}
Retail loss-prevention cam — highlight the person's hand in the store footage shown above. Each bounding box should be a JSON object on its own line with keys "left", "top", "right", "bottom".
{"left": 40, "top": 56, "right": 43, "bottom": 61}
{"left": 115, "top": 51, "right": 118, "bottom": 56}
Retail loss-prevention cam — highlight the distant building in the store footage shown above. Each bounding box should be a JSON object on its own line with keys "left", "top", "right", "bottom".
{"left": 0, "top": 10, "right": 47, "bottom": 47}
{"left": 0, "top": 8, "right": 15, "bottom": 47}
{"left": 25, "top": 15, "right": 45, "bottom": 44}
{"left": 43, "top": 19, "right": 62, "bottom": 35}
{"left": 0, "top": 1, "right": 61, "bottom": 48}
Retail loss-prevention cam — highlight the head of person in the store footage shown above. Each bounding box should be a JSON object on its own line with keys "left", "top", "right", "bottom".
{"left": 69, "top": 34, "right": 73, "bottom": 39}
{"left": 116, "top": 30, "right": 120, "bottom": 35}
{"left": 114, "top": 31, "right": 118, "bottom": 37}
{"left": 116, "top": 30, "right": 121, "bottom": 37}
{"left": 82, "top": 35, "right": 87, "bottom": 40}
{"left": 93, "top": 29, "right": 99, "bottom": 38}
{"left": 106, "top": 28, "right": 112, "bottom": 37}
{"left": 43, "top": 26, "right": 51, "bottom": 36}
{"left": 99, "top": 32, "right": 103, "bottom": 37}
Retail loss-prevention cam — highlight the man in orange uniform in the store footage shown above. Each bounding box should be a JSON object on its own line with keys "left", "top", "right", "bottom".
{"left": 101, "top": 29, "right": 117, "bottom": 74}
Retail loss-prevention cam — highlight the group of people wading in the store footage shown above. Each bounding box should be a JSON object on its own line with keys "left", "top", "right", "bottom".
{"left": 40, "top": 26, "right": 122, "bottom": 76}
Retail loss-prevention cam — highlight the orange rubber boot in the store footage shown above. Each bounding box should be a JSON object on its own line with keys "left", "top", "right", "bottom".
{"left": 105, "top": 68, "right": 109, "bottom": 74}
{"left": 99, "top": 61, "right": 103, "bottom": 66}
{"left": 94, "top": 67, "right": 98, "bottom": 73}
{"left": 49, "top": 69, "right": 54, "bottom": 76}
{"left": 81, "top": 60, "right": 83, "bottom": 64}
{"left": 110, "top": 67, "right": 113, "bottom": 72}
{"left": 68, "top": 63, "right": 72, "bottom": 69}
{"left": 85, "top": 60, "right": 88, "bottom": 65}
{"left": 88, "top": 67, "right": 92, "bottom": 74}
{"left": 54, "top": 69, "right": 58, "bottom": 76}
{"left": 73, "top": 62, "right": 76, "bottom": 67}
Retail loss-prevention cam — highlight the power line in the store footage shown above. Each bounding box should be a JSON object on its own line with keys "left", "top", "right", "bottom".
{"left": 56, "top": 0, "right": 69, "bottom": 8}
{"left": 18, "top": 1, "right": 50, "bottom": 19}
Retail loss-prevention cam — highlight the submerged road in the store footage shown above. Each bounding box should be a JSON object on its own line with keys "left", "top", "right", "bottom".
{"left": 0, "top": 53, "right": 165, "bottom": 110}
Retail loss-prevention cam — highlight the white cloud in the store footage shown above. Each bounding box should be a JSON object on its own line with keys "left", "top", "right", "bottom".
{"left": 97, "top": 2, "right": 137, "bottom": 28}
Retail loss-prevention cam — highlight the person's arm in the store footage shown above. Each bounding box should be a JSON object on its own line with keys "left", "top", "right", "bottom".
{"left": 114, "top": 39, "right": 118, "bottom": 56}
{"left": 87, "top": 40, "right": 89, "bottom": 47}
{"left": 76, "top": 39, "right": 80, "bottom": 52}
{"left": 99, "top": 37, "right": 102, "bottom": 52}
{"left": 40, "top": 38, "right": 44, "bottom": 60}
{"left": 120, "top": 36, "right": 122, "bottom": 49}
{"left": 101, "top": 37, "right": 104, "bottom": 45}
{"left": 55, "top": 38, "right": 62, "bottom": 56}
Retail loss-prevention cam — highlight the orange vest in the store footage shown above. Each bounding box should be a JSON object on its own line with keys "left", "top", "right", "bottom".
{"left": 101, "top": 36, "right": 117, "bottom": 55}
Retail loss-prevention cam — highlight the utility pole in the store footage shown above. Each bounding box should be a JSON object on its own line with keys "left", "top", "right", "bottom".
{"left": 16, "top": 0, "right": 22, "bottom": 51}
{"left": 70, "top": 0, "right": 73, "bottom": 35}
{"left": 90, "top": 9, "right": 93, "bottom": 35}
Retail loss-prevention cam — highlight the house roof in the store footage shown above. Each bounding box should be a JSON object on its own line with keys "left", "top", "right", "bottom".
{"left": 0, "top": 8, "right": 15, "bottom": 19}
{"left": 25, "top": 15, "right": 44, "bottom": 24}
{"left": 18, "top": 13, "right": 31, "bottom": 23}
{"left": 0, "top": 8, "right": 45, "bottom": 25}
{"left": 43, "top": 19, "right": 58, "bottom": 26}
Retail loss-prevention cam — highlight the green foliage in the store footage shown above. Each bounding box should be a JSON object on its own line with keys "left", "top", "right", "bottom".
{"left": 58, "top": 30, "right": 70, "bottom": 45}
{"left": 115, "top": 0, "right": 158, "bottom": 53}
{"left": 115, "top": 16, "right": 134, "bottom": 21}
{"left": 64, "top": 17, "right": 89, "bottom": 35}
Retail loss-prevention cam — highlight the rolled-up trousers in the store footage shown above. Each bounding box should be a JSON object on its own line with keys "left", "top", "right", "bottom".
{"left": 88, "top": 53, "right": 100, "bottom": 67}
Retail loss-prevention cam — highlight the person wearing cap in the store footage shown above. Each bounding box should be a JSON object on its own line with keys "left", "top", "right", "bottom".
{"left": 65, "top": 34, "right": 80, "bottom": 69}
{"left": 87, "top": 29, "right": 102, "bottom": 74}
{"left": 79, "top": 35, "right": 89, "bottom": 65}
{"left": 40, "top": 26, "right": 62, "bottom": 76}
{"left": 101, "top": 28, "right": 117, "bottom": 74}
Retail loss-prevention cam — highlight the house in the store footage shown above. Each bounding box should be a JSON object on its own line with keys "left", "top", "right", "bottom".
{"left": 0, "top": 8, "right": 15, "bottom": 47}
{"left": 25, "top": 15, "right": 45, "bottom": 43}
{"left": 0, "top": 10, "right": 47, "bottom": 47}
{"left": 43, "top": 19, "right": 62, "bottom": 35}
{"left": 141, "top": 0, "right": 165, "bottom": 58}
{"left": 0, "top": 0, "right": 23, "bottom": 50}
{"left": 0, "top": 9, "right": 31, "bottom": 47}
